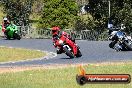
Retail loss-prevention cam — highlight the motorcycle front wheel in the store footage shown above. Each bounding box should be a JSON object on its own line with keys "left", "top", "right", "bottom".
{"left": 63, "top": 47, "right": 74, "bottom": 58}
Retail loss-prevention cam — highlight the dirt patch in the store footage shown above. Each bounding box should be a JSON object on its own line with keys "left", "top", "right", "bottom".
{"left": 0, "top": 66, "right": 46, "bottom": 74}
{"left": 0, "top": 61, "right": 131, "bottom": 74}
{"left": 0, "top": 64, "right": 86, "bottom": 74}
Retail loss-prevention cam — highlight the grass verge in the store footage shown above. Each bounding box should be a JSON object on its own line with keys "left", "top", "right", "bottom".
{"left": 0, "top": 46, "right": 46, "bottom": 62}
{"left": 0, "top": 62, "right": 131, "bottom": 88}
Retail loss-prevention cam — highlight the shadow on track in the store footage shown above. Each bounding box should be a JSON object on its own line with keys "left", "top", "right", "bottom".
{"left": 60, "top": 57, "right": 73, "bottom": 59}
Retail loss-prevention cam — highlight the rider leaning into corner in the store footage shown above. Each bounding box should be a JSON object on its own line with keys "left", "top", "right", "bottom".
{"left": 108, "top": 23, "right": 131, "bottom": 49}
{"left": 2, "top": 17, "right": 10, "bottom": 36}
{"left": 51, "top": 26, "right": 76, "bottom": 54}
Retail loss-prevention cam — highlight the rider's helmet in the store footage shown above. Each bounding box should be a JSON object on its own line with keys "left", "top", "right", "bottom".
{"left": 3, "top": 17, "right": 8, "bottom": 23}
{"left": 121, "top": 24, "right": 125, "bottom": 29}
{"left": 51, "top": 26, "right": 60, "bottom": 36}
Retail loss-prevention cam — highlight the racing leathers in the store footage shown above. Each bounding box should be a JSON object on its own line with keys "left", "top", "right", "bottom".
{"left": 52, "top": 31, "right": 76, "bottom": 54}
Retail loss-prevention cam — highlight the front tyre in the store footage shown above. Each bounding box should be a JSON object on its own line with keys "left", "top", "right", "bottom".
{"left": 63, "top": 47, "right": 74, "bottom": 58}
{"left": 114, "top": 45, "right": 121, "bottom": 52}
{"left": 4, "top": 30, "right": 10, "bottom": 40}
{"left": 5, "top": 35, "right": 10, "bottom": 40}
{"left": 109, "top": 41, "right": 117, "bottom": 48}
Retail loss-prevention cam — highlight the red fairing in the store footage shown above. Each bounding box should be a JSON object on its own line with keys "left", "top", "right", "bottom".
{"left": 2, "top": 23, "right": 5, "bottom": 32}
{"left": 52, "top": 31, "right": 71, "bottom": 45}
{"left": 2, "top": 28, "right": 5, "bottom": 32}
{"left": 62, "top": 31, "right": 71, "bottom": 39}
{"left": 55, "top": 35, "right": 78, "bottom": 55}
{"left": 1, "top": 21, "right": 10, "bottom": 32}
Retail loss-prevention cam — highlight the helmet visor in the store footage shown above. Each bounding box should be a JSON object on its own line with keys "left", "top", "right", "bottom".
{"left": 52, "top": 30, "right": 58, "bottom": 35}
{"left": 4, "top": 20, "right": 7, "bottom": 23}
{"left": 52, "top": 30, "right": 57, "bottom": 33}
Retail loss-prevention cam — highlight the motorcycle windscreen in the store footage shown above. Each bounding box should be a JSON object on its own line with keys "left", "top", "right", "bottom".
{"left": 116, "top": 31, "right": 125, "bottom": 38}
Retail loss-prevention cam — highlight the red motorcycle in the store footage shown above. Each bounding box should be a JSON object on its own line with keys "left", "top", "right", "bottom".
{"left": 55, "top": 35, "right": 82, "bottom": 58}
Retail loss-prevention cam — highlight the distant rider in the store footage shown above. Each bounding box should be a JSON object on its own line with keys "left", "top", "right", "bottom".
{"left": 2, "top": 17, "right": 10, "bottom": 30}
{"left": 108, "top": 24, "right": 127, "bottom": 49}
{"left": 2, "top": 17, "right": 10, "bottom": 36}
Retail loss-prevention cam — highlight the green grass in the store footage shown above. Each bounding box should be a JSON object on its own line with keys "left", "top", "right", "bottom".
{"left": 0, "top": 46, "right": 46, "bottom": 62}
{"left": 0, "top": 62, "right": 132, "bottom": 88}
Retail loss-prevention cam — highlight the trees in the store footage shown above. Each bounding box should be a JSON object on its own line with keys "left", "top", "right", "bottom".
{"left": 0, "top": 0, "right": 34, "bottom": 26}
{"left": 79, "top": 0, "right": 132, "bottom": 32}
{"left": 38, "top": 0, "right": 79, "bottom": 29}
{"left": 0, "top": 0, "right": 131, "bottom": 32}
{"left": 111, "top": 0, "right": 132, "bottom": 32}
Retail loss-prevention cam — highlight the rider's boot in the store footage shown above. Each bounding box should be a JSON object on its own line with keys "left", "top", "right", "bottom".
{"left": 109, "top": 41, "right": 117, "bottom": 49}
{"left": 56, "top": 48, "right": 63, "bottom": 54}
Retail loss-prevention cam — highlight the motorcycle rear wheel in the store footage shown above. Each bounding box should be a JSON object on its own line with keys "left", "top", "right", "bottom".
{"left": 124, "top": 41, "right": 132, "bottom": 50}
{"left": 76, "top": 48, "right": 82, "bottom": 57}
{"left": 14, "top": 33, "right": 21, "bottom": 40}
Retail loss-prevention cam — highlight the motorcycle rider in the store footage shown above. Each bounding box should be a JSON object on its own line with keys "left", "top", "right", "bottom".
{"left": 108, "top": 23, "right": 127, "bottom": 49}
{"left": 51, "top": 26, "right": 76, "bottom": 54}
{"left": 2, "top": 17, "right": 10, "bottom": 28}
{"left": 2, "top": 17, "right": 10, "bottom": 37}
{"left": 108, "top": 21, "right": 114, "bottom": 35}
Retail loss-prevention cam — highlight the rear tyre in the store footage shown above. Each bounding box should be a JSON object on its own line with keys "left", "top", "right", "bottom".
{"left": 14, "top": 33, "right": 21, "bottom": 40}
{"left": 76, "top": 48, "right": 82, "bottom": 57}
{"left": 63, "top": 47, "right": 74, "bottom": 58}
{"left": 124, "top": 40, "right": 132, "bottom": 50}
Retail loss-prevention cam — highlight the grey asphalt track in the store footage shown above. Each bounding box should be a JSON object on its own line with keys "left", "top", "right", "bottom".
{"left": 0, "top": 39, "right": 132, "bottom": 67}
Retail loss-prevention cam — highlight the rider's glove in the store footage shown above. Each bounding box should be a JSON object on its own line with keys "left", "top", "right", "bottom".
{"left": 108, "top": 35, "right": 112, "bottom": 40}
{"left": 53, "top": 43, "right": 57, "bottom": 48}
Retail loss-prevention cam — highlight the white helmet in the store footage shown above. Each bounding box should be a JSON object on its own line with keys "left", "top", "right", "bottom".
{"left": 3, "top": 17, "right": 8, "bottom": 21}
{"left": 121, "top": 24, "right": 124, "bottom": 26}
